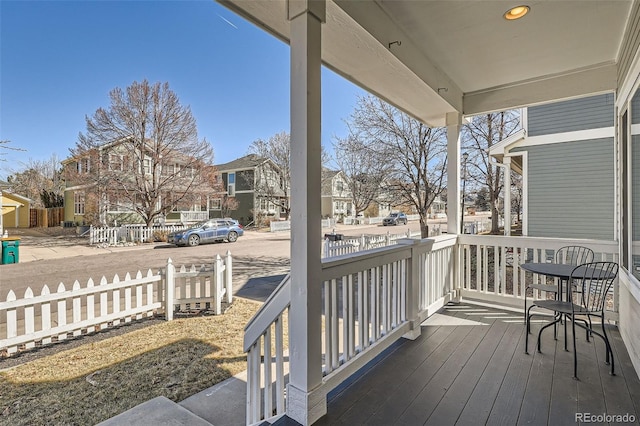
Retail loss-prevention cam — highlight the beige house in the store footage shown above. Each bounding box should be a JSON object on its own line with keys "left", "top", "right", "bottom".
{"left": 1, "top": 191, "right": 31, "bottom": 229}
{"left": 320, "top": 170, "right": 351, "bottom": 219}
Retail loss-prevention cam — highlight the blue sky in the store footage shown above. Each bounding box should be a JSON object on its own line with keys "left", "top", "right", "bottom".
{"left": 0, "top": 0, "right": 366, "bottom": 179}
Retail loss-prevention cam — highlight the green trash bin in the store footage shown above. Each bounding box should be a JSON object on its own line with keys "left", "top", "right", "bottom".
{"left": 1, "top": 238, "right": 20, "bottom": 264}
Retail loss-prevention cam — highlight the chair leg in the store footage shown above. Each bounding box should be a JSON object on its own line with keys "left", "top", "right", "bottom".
{"left": 564, "top": 313, "right": 568, "bottom": 351}
{"left": 600, "top": 315, "right": 615, "bottom": 376}
{"left": 524, "top": 291, "right": 528, "bottom": 334}
{"left": 572, "top": 313, "right": 578, "bottom": 380}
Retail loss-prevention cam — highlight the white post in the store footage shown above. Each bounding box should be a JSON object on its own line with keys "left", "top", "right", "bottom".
{"left": 446, "top": 112, "right": 463, "bottom": 302}
{"left": 166, "top": 258, "right": 175, "bottom": 321}
{"left": 225, "top": 250, "right": 233, "bottom": 304}
{"left": 446, "top": 112, "right": 462, "bottom": 235}
{"left": 287, "top": 0, "right": 327, "bottom": 424}
{"left": 397, "top": 239, "right": 421, "bottom": 340}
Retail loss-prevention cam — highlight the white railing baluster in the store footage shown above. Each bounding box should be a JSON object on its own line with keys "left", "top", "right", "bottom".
{"left": 275, "top": 315, "right": 285, "bottom": 415}
{"left": 331, "top": 278, "right": 338, "bottom": 369}
{"left": 263, "top": 327, "right": 272, "bottom": 419}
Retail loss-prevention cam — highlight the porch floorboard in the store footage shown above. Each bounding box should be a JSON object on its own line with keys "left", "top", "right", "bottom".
{"left": 315, "top": 303, "right": 640, "bottom": 425}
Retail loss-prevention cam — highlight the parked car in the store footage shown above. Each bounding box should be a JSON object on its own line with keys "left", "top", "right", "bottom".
{"left": 168, "top": 219, "right": 244, "bottom": 247}
{"left": 383, "top": 212, "right": 408, "bottom": 226}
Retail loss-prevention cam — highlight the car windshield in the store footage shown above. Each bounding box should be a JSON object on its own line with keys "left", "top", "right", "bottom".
{"left": 390, "top": 213, "right": 398, "bottom": 217}
{"left": 193, "top": 220, "right": 213, "bottom": 229}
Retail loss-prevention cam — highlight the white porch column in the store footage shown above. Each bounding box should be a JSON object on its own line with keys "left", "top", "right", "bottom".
{"left": 503, "top": 157, "right": 512, "bottom": 235}
{"left": 446, "top": 112, "right": 462, "bottom": 234}
{"left": 287, "top": 1, "right": 326, "bottom": 424}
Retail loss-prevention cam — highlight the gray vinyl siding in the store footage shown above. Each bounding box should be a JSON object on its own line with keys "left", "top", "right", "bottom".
{"left": 513, "top": 138, "right": 614, "bottom": 240}
{"left": 527, "top": 94, "right": 614, "bottom": 136}
{"left": 632, "top": 90, "right": 640, "bottom": 124}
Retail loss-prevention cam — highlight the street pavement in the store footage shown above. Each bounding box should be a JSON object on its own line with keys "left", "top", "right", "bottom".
{"left": 0, "top": 221, "right": 430, "bottom": 301}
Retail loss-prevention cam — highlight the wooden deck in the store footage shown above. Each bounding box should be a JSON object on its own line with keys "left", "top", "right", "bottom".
{"left": 315, "top": 303, "right": 640, "bottom": 425}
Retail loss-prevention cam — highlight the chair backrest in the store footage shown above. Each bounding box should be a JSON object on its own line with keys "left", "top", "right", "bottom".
{"left": 570, "top": 262, "right": 619, "bottom": 313}
{"left": 555, "top": 245, "right": 595, "bottom": 265}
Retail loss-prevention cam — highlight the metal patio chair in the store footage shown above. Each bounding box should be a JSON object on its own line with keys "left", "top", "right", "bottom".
{"left": 526, "top": 261, "right": 618, "bottom": 379}
{"left": 524, "top": 245, "right": 594, "bottom": 335}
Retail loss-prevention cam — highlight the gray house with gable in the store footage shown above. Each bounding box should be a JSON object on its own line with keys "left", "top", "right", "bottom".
{"left": 490, "top": 93, "right": 616, "bottom": 240}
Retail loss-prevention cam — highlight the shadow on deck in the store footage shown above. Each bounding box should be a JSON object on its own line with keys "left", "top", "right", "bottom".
{"left": 315, "top": 303, "right": 640, "bottom": 425}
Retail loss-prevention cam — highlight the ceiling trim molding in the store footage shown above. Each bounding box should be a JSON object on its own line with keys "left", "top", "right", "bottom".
{"left": 463, "top": 64, "right": 618, "bottom": 116}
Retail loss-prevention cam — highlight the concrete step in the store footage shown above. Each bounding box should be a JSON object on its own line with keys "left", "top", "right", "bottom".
{"left": 179, "top": 370, "right": 248, "bottom": 425}
{"left": 97, "top": 396, "right": 212, "bottom": 426}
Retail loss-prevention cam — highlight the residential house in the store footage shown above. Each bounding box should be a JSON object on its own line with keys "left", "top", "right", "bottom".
{"left": 0, "top": 191, "right": 31, "bottom": 229}
{"left": 213, "top": 154, "right": 289, "bottom": 225}
{"left": 0, "top": 179, "right": 31, "bottom": 230}
{"left": 490, "top": 93, "right": 615, "bottom": 240}
{"left": 212, "top": 2, "right": 640, "bottom": 425}
{"left": 62, "top": 138, "right": 211, "bottom": 226}
{"left": 320, "top": 169, "right": 351, "bottom": 219}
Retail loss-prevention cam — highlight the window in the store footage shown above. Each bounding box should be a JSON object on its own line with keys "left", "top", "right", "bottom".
{"left": 77, "top": 158, "right": 90, "bottom": 174}
{"left": 211, "top": 198, "right": 221, "bottom": 210}
{"left": 109, "top": 154, "right": 123, "bottom": 171}
{"left": 143, "top": 159, "right": 151, "bottom": 175}
{"left": 336, "top": 180, "right": 344, "bottom": 192}
{"left": 228, "top": 172, "right": 236, "bottom": 184}
{"left": 74, "top": 192, "right": 85, "bottom": 215}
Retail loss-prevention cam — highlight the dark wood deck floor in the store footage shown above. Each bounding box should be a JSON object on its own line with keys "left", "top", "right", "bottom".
{"left": 315, "top": 303, "right": 640, "bottom": 426}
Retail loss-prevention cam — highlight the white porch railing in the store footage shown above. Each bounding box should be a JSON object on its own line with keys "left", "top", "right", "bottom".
{"left": 243, "top": 235, "right": 457, "bottom": 424}
{"left": 180, "top": 210, "right": 209, "bottom": 224}
{"left": 243, "top": 234, "right": 620, "bottom": 424}
{"left": 458, "top": 235, "right": 619, "bottom": 316}
{"left": 1, "top": 253, "right": 233, "bottom": 356}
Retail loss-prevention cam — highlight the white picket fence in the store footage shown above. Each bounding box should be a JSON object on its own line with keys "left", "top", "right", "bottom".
{"left": 270, "top": 218, "right": 337, "bottom": 232}
{"left": 0, "top": 253, "right": 233, "bottom": 357}
{"left": 89, "top": 224, "right": 188, "bottom": 245}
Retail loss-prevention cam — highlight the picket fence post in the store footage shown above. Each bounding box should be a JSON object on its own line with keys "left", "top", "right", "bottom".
{"left": 166, "top": 258, "right": 175, "bottom": 321}
{"left": 215, "top": 254, "right": 223, "bottom": 315}
{"left": 225, "top": 251, "right": 233, "bottom": 304}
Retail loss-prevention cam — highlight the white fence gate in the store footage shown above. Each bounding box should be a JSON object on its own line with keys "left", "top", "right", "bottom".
{"left": 0, "top": 253, "right": 233, "bottom": 357}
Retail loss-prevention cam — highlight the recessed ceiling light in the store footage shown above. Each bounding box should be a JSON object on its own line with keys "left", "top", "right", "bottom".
{"left": 504, "top": 5, "right": 530, "bottom": 20}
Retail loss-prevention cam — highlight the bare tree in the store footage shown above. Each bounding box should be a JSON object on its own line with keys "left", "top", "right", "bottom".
{"left": 345, "top": 95, "right": 447, "bottom": 238}
{"left": 462, "top": 111, "right": 520, "bottom": 234}
{"left": 249, "top": 131, "right": 292, "bottom": 219}
{"left": 221, "top": 195, "right": 239, "bottom": 218}
{"left": 6, "top": 155, "right": 64, "bottom": 208}
{"left": 70, "top": 80, "right": 217, "bottom": 226}
{"left": 334, "top": 133, "right": 389, "bottom": 219}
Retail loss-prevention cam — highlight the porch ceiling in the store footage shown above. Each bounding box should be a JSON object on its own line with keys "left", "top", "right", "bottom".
{"left": 218, "top": 0, "right": 633, "bottom": 126}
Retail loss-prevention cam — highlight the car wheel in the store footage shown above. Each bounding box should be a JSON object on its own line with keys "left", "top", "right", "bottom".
{"left": 227, "top": 231, "right": 238, "bottom": 243}
{"left": 187, "top": 235, "right": 200, "bottom": 247}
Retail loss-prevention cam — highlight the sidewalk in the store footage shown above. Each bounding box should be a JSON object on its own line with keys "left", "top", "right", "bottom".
{"left": 2, "top": 227, "right": 160, "bottom": 263}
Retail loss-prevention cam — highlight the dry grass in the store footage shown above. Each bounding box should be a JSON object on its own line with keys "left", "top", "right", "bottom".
{"left": 0, "top": 298, "right": 262, "bottom": 425}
